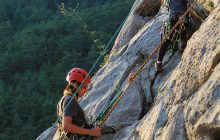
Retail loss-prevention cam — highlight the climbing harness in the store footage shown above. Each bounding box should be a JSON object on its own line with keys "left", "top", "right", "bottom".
{"left": 161, "top": 19, "right": 186, "bottom": 51}
{"left": 57, "top": 95, "right": 70, "bottom": 140}
{"left": 161, "top": 0, "right": 193, "bottom": 51}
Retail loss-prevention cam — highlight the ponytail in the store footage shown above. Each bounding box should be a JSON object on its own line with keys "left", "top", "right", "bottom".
{"left": 63, "top": 81, "right": 80, "bottom": 97}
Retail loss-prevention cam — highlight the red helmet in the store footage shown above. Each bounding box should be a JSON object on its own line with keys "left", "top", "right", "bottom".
{"left": 66, "top": 68, "right": 91, "bottom": 85}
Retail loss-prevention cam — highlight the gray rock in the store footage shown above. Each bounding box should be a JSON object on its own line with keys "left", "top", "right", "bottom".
{"left": 80, "top": 6, "right": 166, "bottom": 126}
{"left": 185, "top": 63, "right": 220, "bottom": 140}
{"left": 79, "top": 1, "right": 220, "bottom": 140}
{"left": 114, "top": 102, "right": 167, "bottom": 140}
{"left": 157, "top": 106, "right": 187, "bottom": 140}
{"left": 105, "top": 74, "right": 143, "bottom": 126}
{"left": 109, "top": 0, "right": 164, "bottom": 59}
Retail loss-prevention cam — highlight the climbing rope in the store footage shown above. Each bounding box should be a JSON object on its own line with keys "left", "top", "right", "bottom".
{"left": 55, "top": 15, "right": 129, "bottom": 123}
{"left": 94, "top": 2, "right": 196, "bottom": 128}
{"left": 51, "top": 0, "right": 137, "bottom": 132}
{"left": 92, "top": 0, "right": 159, "bottom": 126}
{"left": 92, "top": 17, "right": 159, "bottom": 127}
{"left": 189, "top": 6, "right": 204, "bottom": 22}
{"left": 49, "top": 0, "right": 197, "bottom": 136}
{"left": 56, "top": 0, "right": 159, "bottom": 130}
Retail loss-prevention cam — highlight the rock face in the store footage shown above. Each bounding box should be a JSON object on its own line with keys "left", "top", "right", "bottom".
{"left": 80, "top": 0, "right": 220, "bottom": 140}
{"left": 109, "top": 0, "right": 160, "bottom": 60}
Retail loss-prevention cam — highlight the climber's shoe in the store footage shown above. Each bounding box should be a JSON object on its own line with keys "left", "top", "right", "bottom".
{"left": 155, "top": 61, "right": 163, "bottom": 72}
{"left": 101, "top": 125, "right": 123, "bottom": 134}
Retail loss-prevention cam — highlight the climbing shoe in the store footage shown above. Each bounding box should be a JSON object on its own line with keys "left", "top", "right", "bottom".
{"left": 101, "top": 125, "right": 123, "bottom": 134}
{"left": 155, "top": 62, "right": 163, "bottom": 72}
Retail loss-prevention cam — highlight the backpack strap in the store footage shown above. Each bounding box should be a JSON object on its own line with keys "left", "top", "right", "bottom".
{"left": 57, "top": 95, "right": 66, "bottom": 121}
{"left": 57, "top": 96, "right": 70, "bottom": 139}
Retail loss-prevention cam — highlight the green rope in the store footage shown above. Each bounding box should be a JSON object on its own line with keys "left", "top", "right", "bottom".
{"left": 56, "top": 0, "right": 152, "bottom": 129}
{"left": 92, "top": 17, "right": 159, "bottom": 127}
{"left": 92, "top": 15, "right": 159, "bottom": 127}
{"left": 95, "top": 91, "right": 123, "bottom": 124}
{"left": 91, "top": 84, "right": 122, "bottom": 125}
{"left": 43, "top": 1, "right": 137, "bottom": 138}
{"left": 54, "top": 2, "right": 131, "bottom": 126}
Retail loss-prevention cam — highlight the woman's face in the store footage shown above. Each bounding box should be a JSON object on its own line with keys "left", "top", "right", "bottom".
{"left": 78, "top": 84, "right": 88, "bottom": 98}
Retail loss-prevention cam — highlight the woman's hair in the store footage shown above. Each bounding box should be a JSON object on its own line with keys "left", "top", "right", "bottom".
{"left": 63, "top": 80, "right": 81, "bottom": 96}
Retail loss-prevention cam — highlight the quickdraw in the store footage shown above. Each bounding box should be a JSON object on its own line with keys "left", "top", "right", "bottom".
{"left": 161, "top": 18, "right": 186, "bottom": 51}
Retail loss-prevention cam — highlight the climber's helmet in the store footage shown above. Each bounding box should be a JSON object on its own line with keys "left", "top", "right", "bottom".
{"left": 66, "top": 68, "right": 91, "bottom": 85}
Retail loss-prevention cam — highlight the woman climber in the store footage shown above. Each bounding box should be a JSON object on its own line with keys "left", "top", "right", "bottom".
{"left": 57, "top": 67, "right": 101, "bottom": 139}
{"left": 155, "top": 0, "right": 192, "bottom": 72}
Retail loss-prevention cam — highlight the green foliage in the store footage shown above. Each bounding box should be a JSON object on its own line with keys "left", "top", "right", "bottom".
{"left": 99, "top": 54, "right": 110, "bottom": 67}
{"left": 115, "top": 84, "right": 121, "bottom": 93}
{"left": 207, "top": 1, "right": 214, "bottom": 8}
{"left": 0, "top": 0, "right": 134, "bottom": 139}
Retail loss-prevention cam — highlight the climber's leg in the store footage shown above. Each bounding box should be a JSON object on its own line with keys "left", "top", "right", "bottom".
{"left": 155, "top": 19, "right": 179, "bottom": 72}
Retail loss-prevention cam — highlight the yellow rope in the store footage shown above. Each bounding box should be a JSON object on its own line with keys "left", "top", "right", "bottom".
{"left": 97, "top": 2, "right": 196, "bottom": 127}
{"left": 190, "top": 7, "right": 204, "bottom": 21}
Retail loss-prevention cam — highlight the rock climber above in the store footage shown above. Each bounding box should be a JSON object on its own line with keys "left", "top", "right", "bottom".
{"left": 155, "top": 0, "right": 192, "bottom": 72}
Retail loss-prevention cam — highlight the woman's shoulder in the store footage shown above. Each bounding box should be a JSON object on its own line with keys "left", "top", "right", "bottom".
{"left": 63, "top": 94, "right": 78, "bottom": 106}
